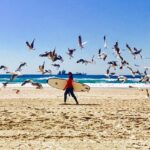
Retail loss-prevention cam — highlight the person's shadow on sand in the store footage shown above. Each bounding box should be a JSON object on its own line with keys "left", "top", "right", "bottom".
{"left": 59, "top": 103, "right": 100, "bottom": 106}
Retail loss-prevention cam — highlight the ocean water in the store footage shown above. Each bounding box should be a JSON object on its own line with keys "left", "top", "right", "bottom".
{"left": 0, "top": 74, "right": 150, "bottom": 88}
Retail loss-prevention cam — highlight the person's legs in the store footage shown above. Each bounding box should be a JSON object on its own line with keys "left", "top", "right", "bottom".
{"left": 70, "top": 88, "right": 79, "bottom": 104}
{"left": 64, "top": 89, "right": 69, "bottom": 103}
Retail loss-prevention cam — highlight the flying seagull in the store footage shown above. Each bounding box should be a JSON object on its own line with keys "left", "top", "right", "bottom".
{"left": 52, "top": 64, "right": 60, "bottom": 69}
{"left": 133, "top": 47, "right": 142, "bottom": 59}
{"left": 126, "top": 44, "right": 142, "bottom": 59}
{"left": 39, "top": 51, "right": 50, "bottom": 57}
{"left": 48, "top": 49, "right": 64, "bottom": 62}
{"left": 6, "top": 71, "right": 21, "bottom": 81}
{"left": 2, "top": 82, "right": 9, "bottom": 88}
{"left": 26, "top": 39, "right": 35, "bottom": 50}
{"left": 98, "top": 49, "right": 107, "bottom": 61}
{"left": 21, "top": 79, "right": 43, "bottom": 89}
{"left": 108, "top": 61, "right": 118, "bottom": 70}
{"left": 44, "top": 69, "right": 52, "bottom": 74}
{"left": 117, "top": 75, "right": 127, "bottom": 83}
{"left": 0, "top": 65, "right": 8, "bottom": 71}
{"left": 67, "top": 48, "right": 76, "bottom": 59}
{"left": 21, "top": 79, "right": 32, "bottom": 86}
{"left": 76, "top": 59, "right": 92, "bottom": 65}
{"left": 103, "top": 35, "right": 108, "bottom": 49}
{"left": 105, "top": 66, "right": 116, "bottom": 77}
{"left": 78, "top": 35, "right": 87, "bottom": 49}
{"left": 31, "top": 82, "right": 43, "bottom": 89}
{"left": 16, "top": 62, "right": 27, "bottom": 72}
{"left": 38, "top": 61, "right": 45, "bottom": 74}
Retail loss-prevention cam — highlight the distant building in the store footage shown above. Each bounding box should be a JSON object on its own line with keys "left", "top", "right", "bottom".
{"left": 58, "top": 70, "right": 86, "bottom": 75}
{"left": 58, "top": 69, "right": 67, "bottom": 75}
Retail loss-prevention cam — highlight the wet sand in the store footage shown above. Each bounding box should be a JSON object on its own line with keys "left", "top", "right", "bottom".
{"left": 0, "top": 87, "right": 150, "bottom": 149}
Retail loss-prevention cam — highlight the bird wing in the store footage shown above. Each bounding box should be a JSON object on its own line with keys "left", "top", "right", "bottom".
{"left": 26, "top": 41, "right": 31, "bottom": 48}
{"left": 78, "top": 35, "right": 84, "bottom": 48}
{"left": 31, "top": 39, "right": 35, "bottom": 48}
{"left": 98, "top": 49, "right": 101, "bottom": 55}
{"left": 126, "top": 44, "right": 134, "bottom": 54}
{"left": 103, "top": 36, "right": 107, "bottom": 48}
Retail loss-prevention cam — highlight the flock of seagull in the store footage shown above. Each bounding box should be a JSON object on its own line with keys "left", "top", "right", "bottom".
{"left": 0, "top": 35, "right": 150, "bottom": 98}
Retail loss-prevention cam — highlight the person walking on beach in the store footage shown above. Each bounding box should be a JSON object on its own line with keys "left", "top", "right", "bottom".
{"left": 63, "top": 72, "right": 79, "bottom": 105}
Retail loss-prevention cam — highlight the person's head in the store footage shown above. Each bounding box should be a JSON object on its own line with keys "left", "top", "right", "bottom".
{"left": 68, "top": 72, "right": 73, "bottom": 79}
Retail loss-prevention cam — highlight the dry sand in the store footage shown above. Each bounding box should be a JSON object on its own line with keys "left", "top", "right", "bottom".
{"left": 0, "top": 87, "right": 150, "bottom": 150}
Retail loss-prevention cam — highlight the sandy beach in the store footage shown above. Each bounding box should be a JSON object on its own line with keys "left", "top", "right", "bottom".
{"left": 0, "top": 87, "right": 150, "bottom": 150}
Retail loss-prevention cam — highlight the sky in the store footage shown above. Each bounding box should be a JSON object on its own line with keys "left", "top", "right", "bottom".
{"left": 0, "top": 0, "right": 150, "bottom": 75}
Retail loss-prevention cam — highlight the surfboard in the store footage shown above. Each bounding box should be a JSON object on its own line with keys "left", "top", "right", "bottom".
{"left": 47, "top": 78, "right": 90, "bottom": 92}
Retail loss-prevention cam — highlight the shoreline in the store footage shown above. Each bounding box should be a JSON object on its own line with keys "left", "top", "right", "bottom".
{"left": 0, "top": 83, "right": 150, "bottom": 89}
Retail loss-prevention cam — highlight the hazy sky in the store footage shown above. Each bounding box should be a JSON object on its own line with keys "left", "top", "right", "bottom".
{"left": 0, "top": 0, "right": 150, "bottom": 74}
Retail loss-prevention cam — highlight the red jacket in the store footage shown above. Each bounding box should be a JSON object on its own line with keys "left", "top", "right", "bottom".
{"left": 64, "top": 78, "right": 73, "bottom": 89}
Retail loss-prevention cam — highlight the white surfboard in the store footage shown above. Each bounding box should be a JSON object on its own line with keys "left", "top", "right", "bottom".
{"left": 47, "top": 78, "right": 90, "bottom": 92}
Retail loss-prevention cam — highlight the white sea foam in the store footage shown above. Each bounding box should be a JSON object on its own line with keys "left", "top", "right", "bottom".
{"left": 74, "top": 78, "right": 102, "bottom": 81}
{"left": 33, "top": 76, "right": 57, "bottom": 80}
{"left": 86, "top": 83, "right": 150, "bottom": 88}
{"left": 74, "top": 78, "right": 140, "bottom": 82}
{"left": 0, "top": 82, "right": 150, "bottom": 89}
{"left": 0, "top": 83, "right": 49, "bottom": 88}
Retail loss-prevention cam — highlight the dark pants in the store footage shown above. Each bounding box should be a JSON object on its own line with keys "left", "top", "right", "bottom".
{"left": 64, "top": 87, "right": 78, "bottom": 104}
